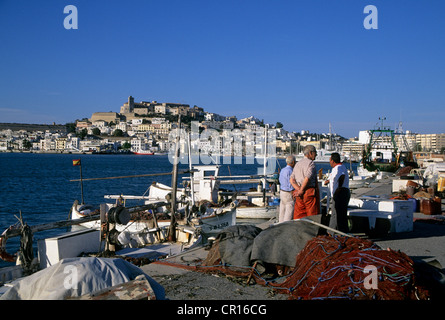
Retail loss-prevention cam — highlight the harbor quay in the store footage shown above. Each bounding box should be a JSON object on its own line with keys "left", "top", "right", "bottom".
{"left": 138, "top": 177, "right": 445, "bottom": 300}
{"left": 1, "top": 164, "right": 444, "bottom": 301}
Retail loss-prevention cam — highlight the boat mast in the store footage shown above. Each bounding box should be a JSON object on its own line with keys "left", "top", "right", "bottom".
{"left": 187, "top": 130, "right": 195, "bottom": 207}
{"left": 168, "top": 115, "right": 181, "bottom": 242}
{"left": 79, "top": 162, "right": 84, "bottom": 204}
{"left": 263, "top": 125, "right": 268, "bottom": 203}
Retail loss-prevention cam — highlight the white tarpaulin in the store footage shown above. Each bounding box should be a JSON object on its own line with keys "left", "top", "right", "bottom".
{"left": 0, "top": 257, "right": 165, "bottom": 300}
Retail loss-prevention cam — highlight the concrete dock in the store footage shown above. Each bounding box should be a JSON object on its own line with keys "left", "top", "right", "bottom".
{"left": 141, "top": 176, "right": 445, "bottom": 300}
{"left": 141, "top": 246, "right": 289, "bottom": 300}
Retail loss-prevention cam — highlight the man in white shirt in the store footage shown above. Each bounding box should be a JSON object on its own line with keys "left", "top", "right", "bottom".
{"left": 325, "top": 152, "right": 350, "bottom": 233}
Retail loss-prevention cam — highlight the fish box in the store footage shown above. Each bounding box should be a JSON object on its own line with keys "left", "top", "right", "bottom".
{"left": 348, "top": 198, "right": 413, "bottom": 234}
{"left": 392, "top": 178, "right": 423, "bottom": 193}
{"left": 37, "top": 229, "right": 101, "bottom": 269}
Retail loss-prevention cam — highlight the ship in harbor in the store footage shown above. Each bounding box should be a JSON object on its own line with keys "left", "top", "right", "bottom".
{"left": 360, "top": 118, "right": 418, "bottom": 173}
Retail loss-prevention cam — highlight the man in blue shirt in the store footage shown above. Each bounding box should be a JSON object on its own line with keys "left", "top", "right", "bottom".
{"left": 279, "top": 155, "right": 296, "bottom": 222}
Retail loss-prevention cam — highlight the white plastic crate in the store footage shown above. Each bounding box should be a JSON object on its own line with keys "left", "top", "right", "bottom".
{"left": 348, "top": 198, "right": 413, "bottom": 233}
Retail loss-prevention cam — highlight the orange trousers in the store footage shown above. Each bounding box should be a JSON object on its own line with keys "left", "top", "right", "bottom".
{"left": 293, "top": 187, "right": 320, "bottom": 220}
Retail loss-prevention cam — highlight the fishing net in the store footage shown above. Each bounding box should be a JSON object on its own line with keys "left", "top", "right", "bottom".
{"left": 155, "top": 234, "right": 432, "bottom": 300}
{"left": 266, "top": 235, "right": 430, "bottom": 300}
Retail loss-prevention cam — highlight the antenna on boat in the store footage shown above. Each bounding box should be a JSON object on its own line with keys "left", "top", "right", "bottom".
{"left": 378, "top": 116, "right": 388, "bottom": 130}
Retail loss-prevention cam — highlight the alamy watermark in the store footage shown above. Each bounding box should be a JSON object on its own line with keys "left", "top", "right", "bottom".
{"left": 63, "top": 264, "right": 78, "bottom": 290}
{"left": 167, "top": 121, "right": 277, "bottom": 175}
{"left": 363, "top": 5, "right": 378, "bottom": 30}
{"left": 63, "top": 5, "right": 78, "bottom": 30}
{"left": 363, "top": 265, "right": 378, "bottom": 289}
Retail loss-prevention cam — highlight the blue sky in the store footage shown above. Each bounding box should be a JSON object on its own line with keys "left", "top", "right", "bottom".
{"left": 1, "top": 0, "right": 444, "bottom": 138}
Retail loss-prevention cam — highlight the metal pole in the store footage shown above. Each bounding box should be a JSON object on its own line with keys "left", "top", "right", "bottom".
{"left": 300, "top": 218, "right": 353, "bottom": 238}
{"left": 79, "top": 162, "right": 84, "bottom": 204}
{"left": 263, "top": 126, "right": 267, "bottom": 204}
{"left": 187, "top": 130, "right": 195, "bottom": 207}
{"left": 168, "top": 115, "right": 181, "bottom": 241}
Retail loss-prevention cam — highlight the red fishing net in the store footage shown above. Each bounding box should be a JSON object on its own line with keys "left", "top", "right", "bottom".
{"left": 154, "top": 235, "right": 431, "bottom": 300}
{"left": 266, "top": 235, "right": 430, "bottom": 300}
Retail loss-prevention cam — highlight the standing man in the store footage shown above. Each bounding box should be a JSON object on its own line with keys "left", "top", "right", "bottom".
{"left": 325, "top": 152, "right": 350, "bottom": 233}
{"left": 278, "top": 155, "right": 296, "bottom": 222}
{"left": 290, "top": 145, "right": 320, "bottom": 219}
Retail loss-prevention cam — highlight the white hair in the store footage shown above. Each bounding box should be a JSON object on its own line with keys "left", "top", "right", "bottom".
{"left": 303, "top": 145, "right": 316, "bottom": 155}
{"left": 286, "top": 155, "right": 296, "bottom": 164}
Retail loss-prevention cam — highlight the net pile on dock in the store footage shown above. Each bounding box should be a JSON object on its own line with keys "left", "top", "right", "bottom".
{"left": 155, "top": 234, "right": 433, "bottom": 300}
{"left": 266, "top": 235, "right": 430, "bottom": 300}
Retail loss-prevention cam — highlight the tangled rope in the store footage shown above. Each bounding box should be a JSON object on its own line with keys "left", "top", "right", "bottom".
{"left": 257, "top": 235, "right": 430, "bottom": 300}
{"left": 19, "top": 223, "right": 34, "bottom": 275}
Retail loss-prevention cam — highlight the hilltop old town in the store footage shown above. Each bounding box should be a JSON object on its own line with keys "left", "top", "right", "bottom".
{"left": 1, "top": 96, "right": 445, "bottom": 160}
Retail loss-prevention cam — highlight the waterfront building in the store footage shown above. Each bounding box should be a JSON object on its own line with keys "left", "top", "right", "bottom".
{"left": 55, "top": 137, "right": 67, "bottom": 151}
{"left": 415, "top": 133, "right": 445, "bottom": 152}
{"left": 66, "top": 136, "right": 80, "bottom": 152}
{"left": 40, "top": 138, "right": 56, "bottom": 151}
{"left": 76, "top": 121, "right": 90, "bottom": 131}
{"left": 342, "top": 140, "right": 365, "bottom": 160}
{"left": 90, "top": 112, "right": 120, "bottom": 123}
{"left": 116, "top": 122, "right": 128, "bottom": 133}
{"left": 137, "top": 122, "right": 171, "bottom": 136}
{"left": 0, "top": 140, "right": 8, "bottom": 151}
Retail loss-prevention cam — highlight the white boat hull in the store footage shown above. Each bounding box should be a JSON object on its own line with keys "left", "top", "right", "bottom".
{"left": 189, "top": 208, "right": 237, "bottom": 234}
{"left": 236, "top": 205, "right": 278, "bottom": 219}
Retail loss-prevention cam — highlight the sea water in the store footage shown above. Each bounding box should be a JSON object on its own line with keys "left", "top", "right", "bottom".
{"left": 0, "top": 152, "right": 357, "bottom": 268}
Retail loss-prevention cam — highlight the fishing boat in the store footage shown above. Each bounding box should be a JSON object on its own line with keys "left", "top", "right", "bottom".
{"left": 0, "top": 201, "right": 196, "bottom": 299}
{"left": 233, "top": 201, "right": 279, "bottom": 219}
{"left": 133, "top": 150, "right": 155, "bottom": 155}
{"left": 361, "top": 118, "right": 418, "bottom": 173}
{"left": 146, "top": 162, "right": 279, "bottom": 220}
{"left": 72, "top": 197, "right": 237, "bottom": 241}
{"left": 71, "top": 165, "right": 237, "bottom": 241}
{"left": 0, "top": 149, "right": 236, "bottom": 292}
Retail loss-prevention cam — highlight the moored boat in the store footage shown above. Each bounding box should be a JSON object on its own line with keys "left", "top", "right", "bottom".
{"left": 133, "top": 150, "right": 154, "bottom": 155}
{"left": 361, "top": 119, "right": 418, "bottom": 174}
{"left": 235, "top": 204, "right": 278, "bottom": 219}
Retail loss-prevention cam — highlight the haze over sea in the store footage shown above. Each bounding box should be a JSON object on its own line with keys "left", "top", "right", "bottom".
{"left": 0, "top": 152, "right": 358, "bottom": 267}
